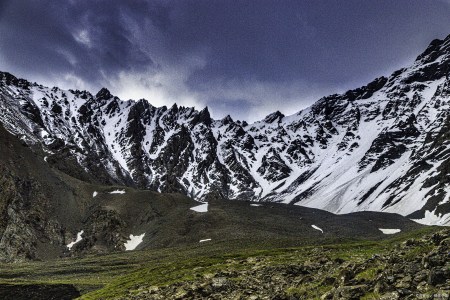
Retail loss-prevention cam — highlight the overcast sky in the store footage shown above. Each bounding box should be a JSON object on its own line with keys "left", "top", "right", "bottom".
{"left": 1, "top": 1, "right": 450, "bottom": 122}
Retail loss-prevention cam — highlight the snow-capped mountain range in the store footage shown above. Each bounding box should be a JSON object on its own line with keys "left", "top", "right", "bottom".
{"left": 2, "top": 34, "right": 450, "bottom": 224}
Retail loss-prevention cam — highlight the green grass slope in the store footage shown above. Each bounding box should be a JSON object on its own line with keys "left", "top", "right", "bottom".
{"left": 0, "top": 226, "right": 446, "bottom": 299}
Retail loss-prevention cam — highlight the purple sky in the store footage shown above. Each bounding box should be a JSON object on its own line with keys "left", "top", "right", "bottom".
{"left": 1, "top": 0, "right": 450, "bottom": 121}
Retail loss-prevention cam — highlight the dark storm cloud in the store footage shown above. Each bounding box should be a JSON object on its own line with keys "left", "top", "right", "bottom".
{"left": 0, "top": 0, "right": 157, "bottom": 84}
{"left": 1, "top": 0, "right": 450, "bottom": 121}
{"left": 165, "top": 0, "right": 450, "bottom": 88}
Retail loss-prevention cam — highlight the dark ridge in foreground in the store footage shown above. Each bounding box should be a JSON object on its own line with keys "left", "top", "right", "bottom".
{"left": 0, "top": 284, "right": 80, "bottom": 300}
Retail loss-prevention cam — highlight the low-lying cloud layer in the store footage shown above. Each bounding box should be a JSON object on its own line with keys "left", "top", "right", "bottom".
{"left": 1, "top": 0, "right": 450, "bottom": 122}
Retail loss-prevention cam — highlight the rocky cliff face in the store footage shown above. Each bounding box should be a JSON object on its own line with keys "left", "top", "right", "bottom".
{"left": 0, "top": 124, "right": 68, "bottom": 262}
{"left": 2, "top": 34, "right": 450, "bottom": 224}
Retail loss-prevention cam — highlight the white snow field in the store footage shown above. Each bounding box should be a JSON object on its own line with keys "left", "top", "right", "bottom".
{"left": 379, "top": 228, "right": 401, "bottom": 235}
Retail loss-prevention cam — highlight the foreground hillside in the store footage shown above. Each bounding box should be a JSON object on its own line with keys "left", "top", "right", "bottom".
{"left": 0, "top": 226, "right": 447, "bottom": 299}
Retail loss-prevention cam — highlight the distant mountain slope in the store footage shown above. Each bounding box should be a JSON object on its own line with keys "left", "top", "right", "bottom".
{"left": 1, "top": 34, "right": 450, "bottom": 224}
{"left": 0, "top": 123, "right": 423, "bottom": 262}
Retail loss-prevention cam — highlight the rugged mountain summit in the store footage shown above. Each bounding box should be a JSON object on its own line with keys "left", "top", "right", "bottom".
{"left": 2, "top": 34, "right": 450, "bottom": 224}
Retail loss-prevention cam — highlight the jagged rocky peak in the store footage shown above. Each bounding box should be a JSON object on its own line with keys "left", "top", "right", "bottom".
{"left": 0, "top": 71, "right": 16, "bottom": 82}
{"left": 70, "top": 89, "right": 92, "bottom": 100}
{"left": 399, "top": 35, "right": 450, "bottom": 84}
{"left": 221, "top": 114, "right": 234, "bottom": 125}
{"left": 3, "top": 34, "right": 450, "bottom": 225}
{"left": 95, "top": 87, "right": 114, "bottom": 100}
{"left": 0, "top": 71, "right": 31, "bottom": 89}
{"left": 263, "top": 111, "right": 285, "bottom": 123}
{"left": 345, "top": 76, "right": 388, "bottom": 101}
{"left": 415, "top": 34, "right": 450, "bottom": 64}
{"left": 170, "top": 103, "right": 178, "bottom": 112}
{"left": 191, "top": 106, "right": 212, "bottom": 126}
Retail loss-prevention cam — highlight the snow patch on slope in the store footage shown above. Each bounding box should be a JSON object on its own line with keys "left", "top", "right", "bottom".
{"left": 124, "top": 233, "right": 145, "bottom": 251}
{"left": 67, "top": 230, "right": 84, "bottom": 250}
{"left": 379, "top": 228, "right": 401, "bottom": 234}
{"left": 190, "top": 203, "right": 208, "bottom": 212}
{"left": 311, "top": 225, "right": 323, "bottom": 233}
{"left": 411, "top": 210, "right": 450, "bottom": 226}
{"left": 110, "top": 190, "right": 126, "bottom": 194}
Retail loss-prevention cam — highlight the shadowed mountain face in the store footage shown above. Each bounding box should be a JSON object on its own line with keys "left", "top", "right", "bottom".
{"left": 0, "top": 122, "right": 200, "bottom": 262}
{"left": 1, "top": 35, "right": 450, "bottom": 226}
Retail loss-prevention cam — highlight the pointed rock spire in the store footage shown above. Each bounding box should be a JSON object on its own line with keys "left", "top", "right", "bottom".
{"left": 95, "top": 87, "right": 113, "bottom": 100}
{"left": 221, "top": 114, "right": 234, "bottom": 125}
{"left": 170, "top": 103, "right": 179, "bottom": 112}
{"left": 199, "top": 106, "right": 212, "bottom": 124}
{"left": 190, "top": 106, "right": 212, "bottom": 126}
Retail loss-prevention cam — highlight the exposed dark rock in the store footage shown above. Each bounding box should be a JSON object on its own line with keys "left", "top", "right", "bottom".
{"left": 264, "top": 111, "right": 285, "bottom": 123}
{"left": 95, "top": 87, "right": 113, "bottom": 100}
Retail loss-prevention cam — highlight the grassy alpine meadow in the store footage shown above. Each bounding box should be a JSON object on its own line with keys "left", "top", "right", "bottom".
{"left": 0, "top": 226, "right": 444, "bottom": 299}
